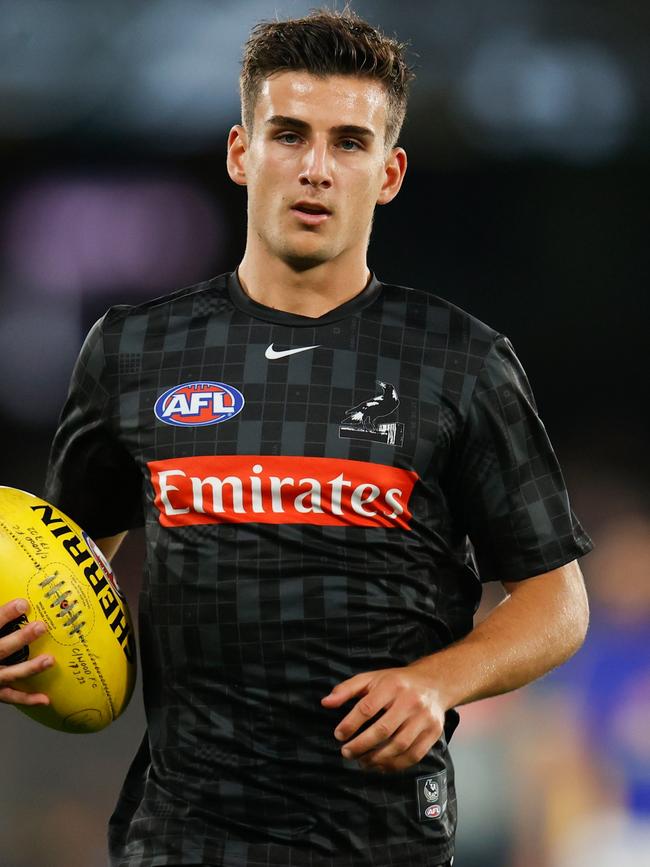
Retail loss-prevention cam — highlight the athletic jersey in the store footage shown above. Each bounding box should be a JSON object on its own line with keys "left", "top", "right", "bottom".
{"left": 44, "top": 270, "right": 592, "bottom": 867}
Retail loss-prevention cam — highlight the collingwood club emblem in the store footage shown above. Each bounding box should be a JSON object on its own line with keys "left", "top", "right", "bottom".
{"left": 423, "top": 779, "right": 439, "bottom": 802}
{"left": 339, "top": 380, "right": 404, "bottom": 446}
{"left": 416, "top": 771, "right": 447, "bottom": 823}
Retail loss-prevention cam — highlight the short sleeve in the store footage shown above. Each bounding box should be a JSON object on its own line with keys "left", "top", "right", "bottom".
{"left": 43, "top": 312, "right": 144, "bottom": 539}
{"left": 449, "top": 335, "right": 593, "bottom": 583}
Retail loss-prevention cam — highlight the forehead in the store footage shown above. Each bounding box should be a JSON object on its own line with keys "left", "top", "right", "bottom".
{"left": 255, "top": 71, "right": 388, "bottom": 133}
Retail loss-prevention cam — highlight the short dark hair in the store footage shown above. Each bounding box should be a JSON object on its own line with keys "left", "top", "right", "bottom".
{"left": 240, "top": 6, "right": 415, "bottom": 149}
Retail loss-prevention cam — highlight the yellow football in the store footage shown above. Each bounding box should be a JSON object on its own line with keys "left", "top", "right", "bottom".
{"left": 0, "top": 486, "right": 136, "bottom": 733}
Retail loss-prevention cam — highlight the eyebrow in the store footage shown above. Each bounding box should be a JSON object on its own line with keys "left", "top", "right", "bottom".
{"left": 266, "top": 115, "right": 375, "bottom": 139}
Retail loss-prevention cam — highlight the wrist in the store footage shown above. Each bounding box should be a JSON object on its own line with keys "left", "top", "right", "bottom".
{"left": 408, "top": 651, "right": 462, "bottom": 711}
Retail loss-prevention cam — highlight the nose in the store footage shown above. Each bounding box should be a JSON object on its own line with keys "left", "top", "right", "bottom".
{"left": 299, "top": 138, "right": 333, "bottom": 189}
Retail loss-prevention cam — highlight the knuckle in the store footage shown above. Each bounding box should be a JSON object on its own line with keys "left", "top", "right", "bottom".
{"left": 0, "top": 626, "right": 19, "bottom": 647}
{"left": 7, "top": 633, "right": 28, "bottom": 651}
{"left": 393, "top": 736, "right": 410, "bottom": 752}
{"left": 404, "top": 692, "right": 425, "bottom": 711}
{"left": 358, "top": 699, "right": 375, "bottom": 717}
{"left": 402, "top": 697, "right": 419, "bottom": 715}
{"left": 0, "top": 639, "right": 28, "bottom": 663}
{"left": 375, "top": 720, "right": 392, "bottom": 738}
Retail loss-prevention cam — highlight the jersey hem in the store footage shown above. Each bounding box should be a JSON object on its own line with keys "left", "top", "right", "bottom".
{"left": 111, "top": 840, "right": 455, "bottom": 867}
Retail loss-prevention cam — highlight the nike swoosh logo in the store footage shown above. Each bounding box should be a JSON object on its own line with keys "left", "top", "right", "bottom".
{"left": 265, "top": 343, "right": 320, "bottom": 360}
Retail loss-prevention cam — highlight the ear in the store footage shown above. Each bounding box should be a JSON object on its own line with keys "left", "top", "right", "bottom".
{"left": 226, "top": 124, "right": 249, "bottom": 187}
{"left": 376, "top": 147, "right": 407, "bottom": 206}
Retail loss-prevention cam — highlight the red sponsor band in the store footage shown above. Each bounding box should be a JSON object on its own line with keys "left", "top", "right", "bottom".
{"left": 147, "top": 455, "right": 418, "bottom": 529}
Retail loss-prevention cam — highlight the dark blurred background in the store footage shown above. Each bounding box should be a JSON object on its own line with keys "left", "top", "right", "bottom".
{"left": 1, "top": 2, "right": 648, "bottom": 866}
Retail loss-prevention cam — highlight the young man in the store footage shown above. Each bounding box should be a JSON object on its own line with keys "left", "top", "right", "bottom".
{"left": 0, "top": 9, "right": 592, "bottom": 867}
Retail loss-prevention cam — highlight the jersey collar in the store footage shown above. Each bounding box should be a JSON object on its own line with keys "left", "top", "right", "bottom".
{"left": 226, "top": 269, "right": 383, "bottom": 327}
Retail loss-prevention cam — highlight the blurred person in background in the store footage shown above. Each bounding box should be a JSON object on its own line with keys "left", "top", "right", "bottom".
{"left": 0, "top": 6, "right": 594, "bottom": 867}
{"left": 510, "top": 494, "right": 650, "bottom": 867}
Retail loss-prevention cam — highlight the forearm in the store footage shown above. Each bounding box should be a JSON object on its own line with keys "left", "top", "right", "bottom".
{"left": 409, "top": 561, "right": 589, "bottom": 711}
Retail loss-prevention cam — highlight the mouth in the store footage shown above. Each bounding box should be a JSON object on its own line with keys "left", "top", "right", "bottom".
{"left": 290, "top": 201, "right": 332, "bottom": 226}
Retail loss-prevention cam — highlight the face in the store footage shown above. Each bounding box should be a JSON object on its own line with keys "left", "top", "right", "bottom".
{"left": 227, "top": 71, "right": 407, "bottom": 271}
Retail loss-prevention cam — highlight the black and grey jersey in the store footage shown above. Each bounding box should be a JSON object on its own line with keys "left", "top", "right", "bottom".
{"left": 44, "top": 271, "right": 592, "bottom": 867}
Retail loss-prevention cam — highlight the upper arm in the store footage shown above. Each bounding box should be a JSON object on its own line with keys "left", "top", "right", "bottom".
{"left": 43, "top": 312, "right": 143, "bottom": 538}
{"left": 502, "top": 560, "right": 590, "bottom": 633}
{"left": 95, "top": 531, "right": 128, "bottom": 563}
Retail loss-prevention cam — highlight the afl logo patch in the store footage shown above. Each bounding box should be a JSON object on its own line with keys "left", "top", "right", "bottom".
{"left": 154, "top": 381, "right": 245, "bottom": 427}
{"left": 425, "top": 805, "right": 441, "bottom": 819}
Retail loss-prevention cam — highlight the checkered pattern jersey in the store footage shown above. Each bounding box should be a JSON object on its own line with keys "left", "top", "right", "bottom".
{"left": 44, "top": 271, "right": 592, "bottom": 867}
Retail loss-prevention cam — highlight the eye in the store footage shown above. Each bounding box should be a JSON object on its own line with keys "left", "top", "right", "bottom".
{"left": 277, "top": 132, "right": 302, "bottom": 145}
{"left": 339, "top": 139, "right": 362, "bottom": 151}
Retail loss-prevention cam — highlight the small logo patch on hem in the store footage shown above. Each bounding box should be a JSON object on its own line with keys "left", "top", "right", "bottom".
{"left": 416, "top": 770, "right": 448, "bottom": 822}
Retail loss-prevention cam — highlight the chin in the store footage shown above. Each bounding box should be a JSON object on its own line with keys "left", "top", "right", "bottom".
{"left": 276, "top": 239, "right": 336, "bottom": 272}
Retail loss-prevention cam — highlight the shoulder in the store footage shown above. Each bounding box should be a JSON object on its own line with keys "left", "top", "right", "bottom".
{"left": 97, "top": 272, "right": 230, "bottom": 339}
{"left": 378, "top": 279, "right": 502, "bottom": 362}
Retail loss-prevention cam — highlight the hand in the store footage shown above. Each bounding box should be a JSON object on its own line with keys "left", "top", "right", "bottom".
{"left": 321, "top": 664, "right": 446, "bottom": 772}
{"left": 0, "top": 599, "right": 54, "bottom": 706}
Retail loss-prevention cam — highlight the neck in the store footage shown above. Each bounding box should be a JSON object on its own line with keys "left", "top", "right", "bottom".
{"left": 237, "top": 246, "right": 371, "bottom": 319}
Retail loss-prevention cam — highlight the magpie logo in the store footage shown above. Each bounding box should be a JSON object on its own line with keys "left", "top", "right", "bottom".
{"left": 265, "top": 343, "right": 320, "bottom": 360}
{"left": 339, "top": 380, "right": 404, "bottom": 446}
{"left": 424, "top": 779, "right": 440, "bottom": 803}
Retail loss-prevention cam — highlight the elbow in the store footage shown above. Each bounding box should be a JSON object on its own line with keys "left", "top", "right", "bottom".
{"left": 564, "top": 572, "right": 590, "bottom": 660}
{"left": 576, "top": 588, "right": 590, "bottom": 648}
{"left": 568, "top": 600, "right": 589, "bottom": 659}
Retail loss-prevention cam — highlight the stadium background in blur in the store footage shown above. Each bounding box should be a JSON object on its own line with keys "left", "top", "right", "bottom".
{"left": 0, "top": 2, "right": 648, "bottom": 866}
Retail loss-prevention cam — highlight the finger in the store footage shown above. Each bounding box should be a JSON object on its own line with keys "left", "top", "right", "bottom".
{"left": 0, "top": 619, "right": 48, "bottom": 662}
{"left": 362, "top": 728, "right": 437, "bottom": 773}
{"left": 0, "top": 598, "right": 30, "bottom": 631}
{"left": 357, "top": 717, "right": 430, "bottom": 766}
{"left": 321, "top": 672, "right": 374, "bottom": 707}
{"left": 0, "top": 685, "right": 51, "bottom": 706}
{"left": 340, "top": 703, "right": 408, "bottom": 758}
{"left": 0, "top": 653, "right": 55, "bottom": 685}
{"left": 334, "top": 681, "right": 398, "bottom": 743}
